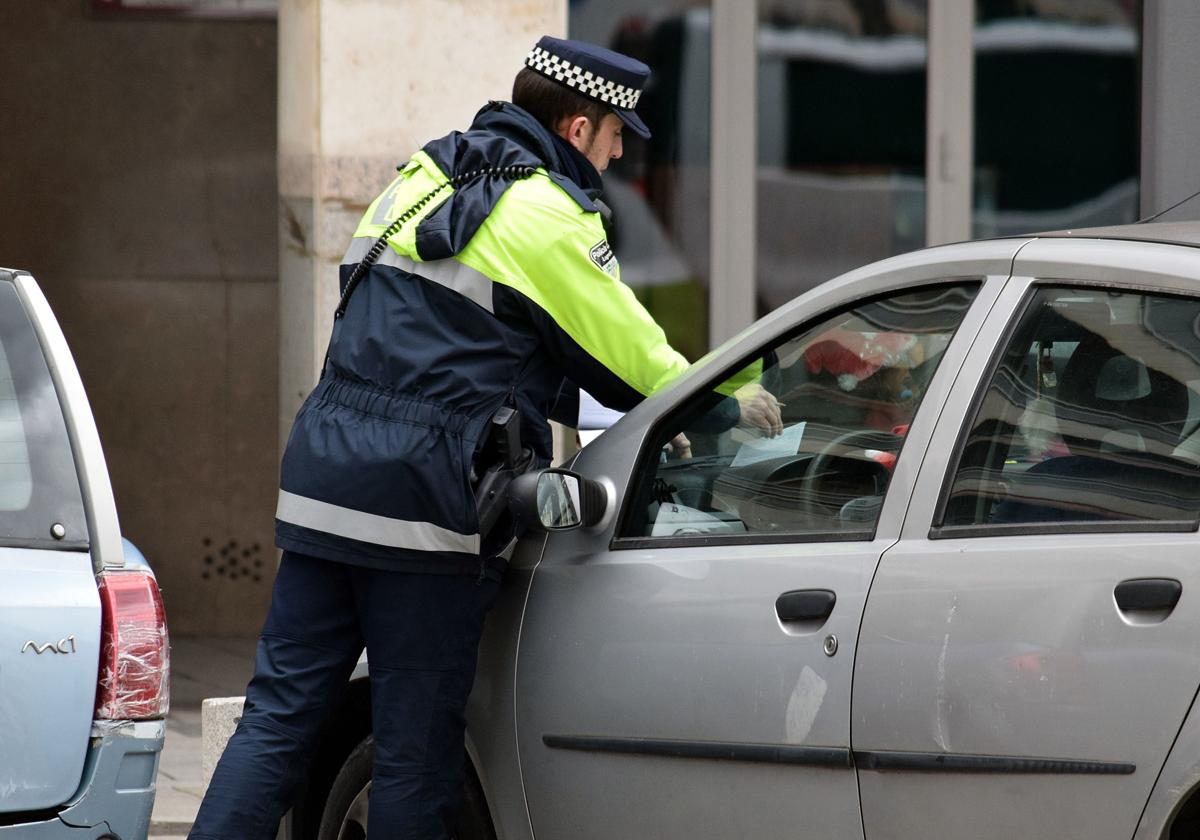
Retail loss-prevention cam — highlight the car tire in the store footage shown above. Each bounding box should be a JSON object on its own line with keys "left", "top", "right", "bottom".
{"left": 317, "top": 737, "right": 372, "bottom": 840}
{"left": 316, "top": 736, "right": 495, "bottom": 840}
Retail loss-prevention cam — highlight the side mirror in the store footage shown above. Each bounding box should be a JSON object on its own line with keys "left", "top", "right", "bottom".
{"left": 508, "top": 468, "right": 608, "bottom": 531}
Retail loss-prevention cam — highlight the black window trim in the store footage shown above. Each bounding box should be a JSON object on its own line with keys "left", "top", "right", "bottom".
{"left": 930, "top": 279, "right": 1200, "bottom": 540}
{"left": 611, "top": 279, "right": 985, "bottom": 551}
{"left": 616, "top": 529, "right": 876, "bottom": 552}
{"left": 931, "top": 520, "right": 1199, "bottom": 541}
{"left": 0, "top": 536, "right": 90, "bottom": 552}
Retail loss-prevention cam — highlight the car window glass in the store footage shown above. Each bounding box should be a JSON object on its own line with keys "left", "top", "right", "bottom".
{"left": 620, "top": 283, "right": 979, "bottom": 542}
{"left": 0, "top": 338, "right": 33, "bottom": 509}
{"left": 0, "top": 282, "right": 87, "bottom": 547}
{"left": 942, "top": 287, "right": 1200, "bottom": 529}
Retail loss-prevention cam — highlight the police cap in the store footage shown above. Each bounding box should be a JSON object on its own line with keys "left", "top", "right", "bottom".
{"left": 525, "top": 35, "right": 651, "bottom": 139}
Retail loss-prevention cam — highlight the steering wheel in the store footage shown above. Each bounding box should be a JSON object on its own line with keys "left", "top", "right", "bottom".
{"left": 801, "top": 428, "right": 903, "bottom": 522}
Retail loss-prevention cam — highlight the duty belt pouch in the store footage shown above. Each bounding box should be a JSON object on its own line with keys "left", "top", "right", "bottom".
{"left": 471, "top": 407, "right": 535, "bottom": 545}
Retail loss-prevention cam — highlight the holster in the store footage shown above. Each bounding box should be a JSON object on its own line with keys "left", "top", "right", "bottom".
{"left": 471, "top": 407, "right": 535, "bottom": 543}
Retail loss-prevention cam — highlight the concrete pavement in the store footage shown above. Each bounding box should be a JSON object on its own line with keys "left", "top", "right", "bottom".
{"left": 152, "top": 636, "right": 257, "bottom": 839}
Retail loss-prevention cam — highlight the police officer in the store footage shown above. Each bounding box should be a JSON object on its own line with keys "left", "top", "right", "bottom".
{"left": 189, "top": 36, "right": 780, "bottom": 840}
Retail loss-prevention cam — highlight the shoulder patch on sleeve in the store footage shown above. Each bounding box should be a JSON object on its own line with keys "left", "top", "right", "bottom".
{"left": 589, "top": 240, "right": 619, "bottom": 277}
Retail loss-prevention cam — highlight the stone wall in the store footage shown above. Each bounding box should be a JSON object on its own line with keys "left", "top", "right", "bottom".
{"left": 0, "top": 2, "right": 279, "bottom": 635}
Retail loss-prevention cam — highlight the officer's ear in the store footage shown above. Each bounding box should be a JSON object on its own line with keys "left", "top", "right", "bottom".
{"left": 555, "top": 114, "right": 596, "bottom": 153}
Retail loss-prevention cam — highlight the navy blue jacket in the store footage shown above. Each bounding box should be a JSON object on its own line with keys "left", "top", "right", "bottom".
{"left": 275, "top": 103, "right": 689, "bottom": 574}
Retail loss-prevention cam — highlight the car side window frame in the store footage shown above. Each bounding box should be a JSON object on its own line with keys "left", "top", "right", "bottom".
{"left": 611, "top": 280, "right": 983, "bottom": 551}
{"left": 930, "top": 279, "right": 1200, "bottom": 540}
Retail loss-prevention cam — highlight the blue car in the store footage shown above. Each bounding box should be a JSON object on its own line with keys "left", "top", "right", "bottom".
{"left": 0, "top": 268, "right": 169, "bottom": 839}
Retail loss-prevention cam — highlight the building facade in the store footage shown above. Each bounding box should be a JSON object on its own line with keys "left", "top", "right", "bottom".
{"left": 0, "top": 0, "right": 1196, "bottom": 634}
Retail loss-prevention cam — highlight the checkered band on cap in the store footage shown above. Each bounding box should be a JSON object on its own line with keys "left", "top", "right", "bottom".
{"left": 525, "top": 46, "right": 642, "bottom": 110}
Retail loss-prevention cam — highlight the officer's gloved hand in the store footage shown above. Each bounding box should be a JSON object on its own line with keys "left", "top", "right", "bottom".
{"left": 734, "top": 383, "right": 784, "bottom": 438}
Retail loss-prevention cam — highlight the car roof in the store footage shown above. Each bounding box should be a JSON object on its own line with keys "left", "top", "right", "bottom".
{"left": 1021, "top": 221, "right": 1200, "bottom": 249}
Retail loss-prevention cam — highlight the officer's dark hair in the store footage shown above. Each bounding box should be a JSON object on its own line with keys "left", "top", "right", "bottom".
{"left": 512, "top": 67, "right": 612, "bottom": 133}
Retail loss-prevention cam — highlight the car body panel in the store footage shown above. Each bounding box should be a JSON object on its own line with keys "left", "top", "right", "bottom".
{"left": 49, "top": 720, "right": 165, "bottom": 839}
{"left": 510, "top": 244, "right": 1019, "bottom": 839}
{"left": 465, "top": 536, "right": 544, "bottom": 840}
{"left": 856, "top": 531, "right": 1200, "bottom": 840}
{"left": 1134, "top": 684, "right": 1200, "bottom": 840}
{"left": 515, "top": 538, "right": 874, "bottom": 839}
{"left": 0, "top": 549, "right": 101, "bottom": 812}
{"left": 1026, "top": 221, "right": 1200, "bottom": 250}
{"left": 854, "top": 245, "right": 1200, "bottom": 839}
{"left": 1011, "top": 236, "right": 1200, "bottom": 295}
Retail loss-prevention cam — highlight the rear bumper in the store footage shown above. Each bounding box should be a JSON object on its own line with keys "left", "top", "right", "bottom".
{"left": 0, "top": 719, "right": 164, "bottom": 839}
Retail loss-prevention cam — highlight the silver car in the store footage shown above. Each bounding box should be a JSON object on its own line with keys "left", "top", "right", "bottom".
{"left": 300, "top": 223, "right": 1200, "bottom": 840}
{"left": 0, "top": 269, "right": 169, "bottom": 839}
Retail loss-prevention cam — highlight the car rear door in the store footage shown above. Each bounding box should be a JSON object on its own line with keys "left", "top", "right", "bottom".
{"left": 853, "top": 239, "right": 1200, "bottom": 839}
{"left": 0, "top": 271, "right": 102, "bottom": 813}
{"left": 514, "top": 244, "right": 1018, "bottom": 839}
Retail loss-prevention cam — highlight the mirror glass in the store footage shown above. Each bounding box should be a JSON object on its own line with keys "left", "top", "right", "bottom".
{"left": 537, "top": 472, "right": 582, "bottom": 530}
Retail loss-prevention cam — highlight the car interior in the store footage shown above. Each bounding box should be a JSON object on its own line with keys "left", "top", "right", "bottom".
{"left": 622, "top": 285, "right": 977, "bottom": 540}
{"left": 943, "top": 288, "right": 1200, "bottom": 528}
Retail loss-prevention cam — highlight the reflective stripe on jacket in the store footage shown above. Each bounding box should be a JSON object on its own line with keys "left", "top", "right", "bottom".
{"left": 275, "top": 102, "right": 690, "bottom": 573}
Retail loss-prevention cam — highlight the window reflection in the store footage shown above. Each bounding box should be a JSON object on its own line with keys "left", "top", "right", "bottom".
{"left": 944, "top": 287, "right": 1200, "bottom": 529}
{"left": 972, "top": 0, "right": 1140, "bottom": 236}
{"left": 0, "top": 341, "right": 33, "bottom": 510}
{"left": 570, "top": 0, "right": 713, "bottom": 361}
{"left": 621, "top": 283, "right": 977, "bottom": 540}
{"left": 757, "top": 0, "right": 929, "bottom": 315}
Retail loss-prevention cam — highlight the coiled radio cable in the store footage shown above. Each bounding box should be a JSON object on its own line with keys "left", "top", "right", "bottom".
{"left": 334, "top": 164, "right": 536, "bottom": 318}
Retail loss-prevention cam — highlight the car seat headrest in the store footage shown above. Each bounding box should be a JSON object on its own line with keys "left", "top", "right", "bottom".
{"left": 1055, "top": 335, "right": 1188, "bottom": 454}
{"left": 1094, "top": 354, "right": 1151, "bottom": 401}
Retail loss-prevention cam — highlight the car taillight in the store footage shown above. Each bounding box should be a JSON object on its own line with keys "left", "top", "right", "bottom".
{"left": 95, "top": 569, "right": 170, "bottom": 720}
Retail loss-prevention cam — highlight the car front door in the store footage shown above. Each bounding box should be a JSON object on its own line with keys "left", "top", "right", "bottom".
{"left": 513, "top": 250, "right": 1014, "bottom": 839}
{"left": 853, "top": 239, "right": 1200, "bottom": 839}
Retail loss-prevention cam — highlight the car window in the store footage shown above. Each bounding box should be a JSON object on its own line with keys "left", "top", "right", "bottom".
{"left": 618, "top": 283, "right": 979, "bottom": 542}
{"left": 0, "top": 282, "right": 87, "bottom": 547}
{"left": 941, "top": 286, "right": 1200, "bottom": 530}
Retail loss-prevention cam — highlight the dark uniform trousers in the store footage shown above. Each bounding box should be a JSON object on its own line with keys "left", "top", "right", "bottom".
{"left": 188, "top": 551, "right": 501, "bottom": 840}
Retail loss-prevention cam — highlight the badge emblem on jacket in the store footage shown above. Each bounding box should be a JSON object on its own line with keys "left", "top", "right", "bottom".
{"left": 589, "top": 240, "right": 619, "bottom": 278}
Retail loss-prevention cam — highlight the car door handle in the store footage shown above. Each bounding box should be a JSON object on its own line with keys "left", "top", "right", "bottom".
{"left": 1114, "top": 578, "right": 1182, "bottom": 612}
{"left": 776, "top": 589, "right": 836, "bottom": 623}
